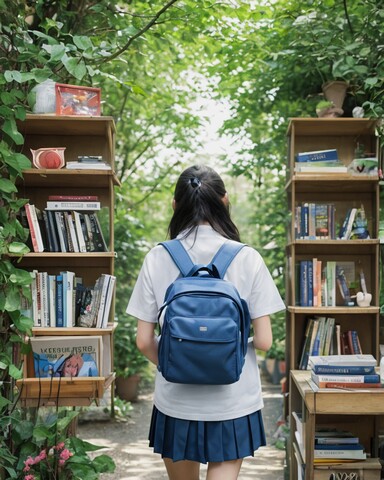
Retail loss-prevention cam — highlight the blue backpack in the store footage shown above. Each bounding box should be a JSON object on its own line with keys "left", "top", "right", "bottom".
{"left": 157, "top": 239, "right": 251, "bottom": 385}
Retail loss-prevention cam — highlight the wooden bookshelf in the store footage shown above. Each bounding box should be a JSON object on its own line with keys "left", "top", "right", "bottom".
{"left": 15, "top": 115, "right": 118, "bottom": 407}
{"left": 290, "top": 370, "right": 383, "bottom": 480}
{"left": 286, "top": 118, "right": 382, "bottom": 479}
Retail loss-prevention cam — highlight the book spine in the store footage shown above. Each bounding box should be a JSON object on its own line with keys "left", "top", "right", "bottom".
{"left": 313, "top": 365, "right": 375, "bottom": 375}
{"left": 46, "top": 210, "right": 60, "bottom": 252}
{"left": 40, "top": 272, "right": 50, "bottom": 327}
{"left": 299, "top": 261, "right": 308, "bottom": 306}
{"left": 55, "top": 212, "right": 68, "bottom": 252}
{"left": 48, "top": 195, "right": 99, "bottom": 201}
{"left": 324, "top": 382, "right": 382, "bottom": 389}
{"left": 314, "top": 374, "right": 380, "bottom": 383}
{"left": 73, "top": 211, "right": 87, "bottom": 253}
{"left": 46, "top": 201, "right": 101, "bottom": 210}
{"left": 55, "top": 274, "right": 64, "bottom": 327}
{"left": 87, "top": 212, "right": 108, "bottom": 252}
{"left": 101, "top": 275, "right": 116, "bottom": 328}
{"left": 25, "top": 204, "right": 41, "bottom": 252}
{"left": 307, "top": 260, "right": 313, "bottom": 307}
{"left": 29, "top": 205, "right": 45, "bottom": 252}
{"left": 48, "top": 275, "right": 56, "bottom": 328}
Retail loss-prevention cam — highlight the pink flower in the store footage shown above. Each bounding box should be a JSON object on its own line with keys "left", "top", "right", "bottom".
{"left": 55, "top": 442, "right": 65, "bottom": 450}
{"left": 59, "top": 448, "right": 74, "bottom": 462}
{"left": 24, "top": 475, "right": 35, "bottom": 480}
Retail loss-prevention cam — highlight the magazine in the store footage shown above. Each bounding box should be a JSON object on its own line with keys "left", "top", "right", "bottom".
{"left": 30, "top": 335, "right": 102, "bottom": 378}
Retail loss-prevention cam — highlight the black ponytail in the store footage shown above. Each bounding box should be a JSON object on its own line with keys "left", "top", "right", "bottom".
{"left": 168, "top": 165, "right": 240, "bottom": 241}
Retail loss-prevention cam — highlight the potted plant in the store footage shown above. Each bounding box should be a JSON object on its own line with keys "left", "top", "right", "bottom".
{"left": 114, "top": 316, "right": 150, "bottom": 402}
{"left": 315, "top": 100, "right": 343, "bottom": 118}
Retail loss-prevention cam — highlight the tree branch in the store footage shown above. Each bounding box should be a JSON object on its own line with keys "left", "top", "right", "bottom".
{"left": 100, "top": 0, "right": 179, "bottom": 64}
{"left": 343, "top": 0, "right": 353, "bottom": 35}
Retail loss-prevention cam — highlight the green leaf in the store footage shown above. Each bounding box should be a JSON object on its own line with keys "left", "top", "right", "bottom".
{"left": 0, "top": 395, "right": 11, "bottom": 409}
{"left": 91, "top": 454, "right": 116, "bottom": 473}
{"left": 0, "top": 92, "right": 16, "bottom": 105}
{"left": 8, "top": 364, "right": 23, "bottom": 380}
{"left": 73, "top": 35, "right": 93, "bottom": 51}
{"left": 4, "top": 70, "right": 22, "bottom": 83}
{"left": 0, "top": 178, "right": 17, "bottom": 193}
{"left": 46, "top": 43, "right": 66, "bottom": 62}
{"left": 8, "top": 243, "right": 30, "bottom": 255}
{"left": 62, "top": 56, "right": 87, "bottom": 80}
{"left": 1, "top": 119, "right": 24, "bottom": 145}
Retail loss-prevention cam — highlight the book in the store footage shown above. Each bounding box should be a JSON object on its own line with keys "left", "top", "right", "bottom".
{"left": 323, "top": 382, "right": 382, "bottom": 389}
{"left": 295, "top": 164, "right": 348, "bottom": 174}
{"left": 48, "top": 274, "right": 56, "bottom": 328}
{"left": 100, "top": 275, "right": 116, "bottom": 328}
{"left": 314, "top": 443, "right": 366, "bottom": 460}
{"left": 86, "top": 212, "right": 108, "bottom": 252}
{"left": 25, "top": 204, "right": 44, "bottom": 252}
{"left": 46, "top": 201, "right": 101, "bottom": 211}
{"left": 325, "top": 261, "right": 336, "bottom": 307}
{"left": 64, "top": 211, "right": 79, "bottom": 252}
{"left": 54, "top": 211, "right": 69, "bottom": 252}
{"left": 296, "top": 149, "right": 339, "bottom": 163}
{"left": 31, "top": 335, "right": 102, "bottom": 378}
{"left": 95, "top": 274, "right": 111, "bottom": 329}
{"left": 55, "top": 274, "right": 64, "bottom": 327}
{"left": 312, "top": 364, "right": 376, "bottom": 375}
{"left": 311, "top": 371, "right": 380, "bottom": 387}
{"left": 72, "top": 211, "right": 87, "bottom": 253}
{"left": 338, "top": 208, "right": 358, "bottom": 240}
{"left": 48, "top": 195, "right": 99, "bottom": 201}
{"left": 308, "top": 354, "right": 377, "bottom": 368}
{"left": 65, "top": 161, "right": 111, "bottom": 170}
{"left": 299, "top": 260, "right": 309, "bottom": 306}
{"left": 46, "top": 210, "right": 60, "bottom": 252}
{"left": 315, "top": 432, "right": 359, "bottom": 445}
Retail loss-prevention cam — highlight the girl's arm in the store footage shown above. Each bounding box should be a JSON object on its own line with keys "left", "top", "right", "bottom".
{"left": 136, "top": 319, "right": 158, "bottom": 365}
{"left": 252, "top": 315, "right": 273, "bottom": 351}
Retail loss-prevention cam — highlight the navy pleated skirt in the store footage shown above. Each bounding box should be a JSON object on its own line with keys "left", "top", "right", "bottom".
{"left": 148, "top": 406, "right": 266, "bottom": 464}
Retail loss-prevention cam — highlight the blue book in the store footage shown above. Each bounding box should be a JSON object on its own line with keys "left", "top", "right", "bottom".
{"left": 313, "top": 365, "right": 375, "bottom": 375}
{"left": 296, "top": 149, "right": 339, "bottom": 163}
{"left": 299, "top": 261, "right": 308, "bottom": 306}
{"left": 55, "top": 274, "right": 64, "bottom": 327}
{"left": 314, "top": 443, "right": 364, "bottom": 451}
{"left": 300, "top": 204, "right": 309, "bottom": 238}
{"left": 307, "top": 260, "right": 313, "bottom": 307}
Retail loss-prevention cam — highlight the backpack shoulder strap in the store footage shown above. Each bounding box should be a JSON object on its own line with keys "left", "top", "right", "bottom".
{"left": 159, "top": 239, "right": 194, "bottom": 277}
{"left": 211, "top": 241, "right": 246, "bottom": 278}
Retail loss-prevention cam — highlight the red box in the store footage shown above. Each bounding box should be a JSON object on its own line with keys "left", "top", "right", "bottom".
{"left": 55, "top": 83, "right": 101, "bottom": 116}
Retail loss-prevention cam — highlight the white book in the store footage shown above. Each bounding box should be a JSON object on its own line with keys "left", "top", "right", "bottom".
{"left": 95, "top": 274, "right": 111, "bottom": 329}
{"left": 101, "top": 275, "right": 116, "bottom": 328}
{"left": 64, "top": 212, "right": 79, "bottom": 253}
{"left": 73, "top": 211, "right": 87, "bottom": 253}
{"left": 295, "top": 165, "right": 348, "bottom": 173}
{"left": 39, "top": 272, "right": 49, "bottom": 327}
{"left": 61, "top": 271, "right": 75, "bottom": 327}
{"left": 48, "top": 274, "right": 56, "bottom": 328}
{"left": 65, "top": 162, "right": 111, "bottom": 170}
{"left": 26, "top": 204, "right": 45, "bottom": 252}
{"left": 309, "top": 354, "right": 377, "bottom": 368}
{"left": 46, "top": 201, "right": 101, "bottom": 211}
{"left": 341, "top": 207, "right": 358, "bottom": 240}
{"left": 31, "top": 270, "right": 39, "bottom": 327}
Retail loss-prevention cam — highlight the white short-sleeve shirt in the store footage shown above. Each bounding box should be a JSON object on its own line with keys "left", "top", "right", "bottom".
{"left": 126, "top": 225, "right": 286, "bottom": 421}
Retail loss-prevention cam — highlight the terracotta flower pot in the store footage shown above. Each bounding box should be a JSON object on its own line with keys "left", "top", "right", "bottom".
{"left": 115, "top": 374, "right": 141, "bottom": 402}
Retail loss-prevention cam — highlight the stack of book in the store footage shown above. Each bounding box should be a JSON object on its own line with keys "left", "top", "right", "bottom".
{"left": 314, "top": 429, "right": 367, "bottom": 463}
{"left": 24, "top": 271, "right": 116, "bottom": 329}
{"left": 65, "top": 155, "right": 111, "bottom": 170}
{"left": 294, "top": 149, "right": 348, "bottom": 174}
{"left": 22, "top": 196, "right": 108, "bottom": 253}
{"left": 308, "top": 354, "right": 380, "bottom": 389}
{"left": 298, "top": 315, "right": 366, "bottom": 369}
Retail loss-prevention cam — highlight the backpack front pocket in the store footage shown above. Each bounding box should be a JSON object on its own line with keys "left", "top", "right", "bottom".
{"left": 164, "top": 316, "right": 241, "bottom": 384}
